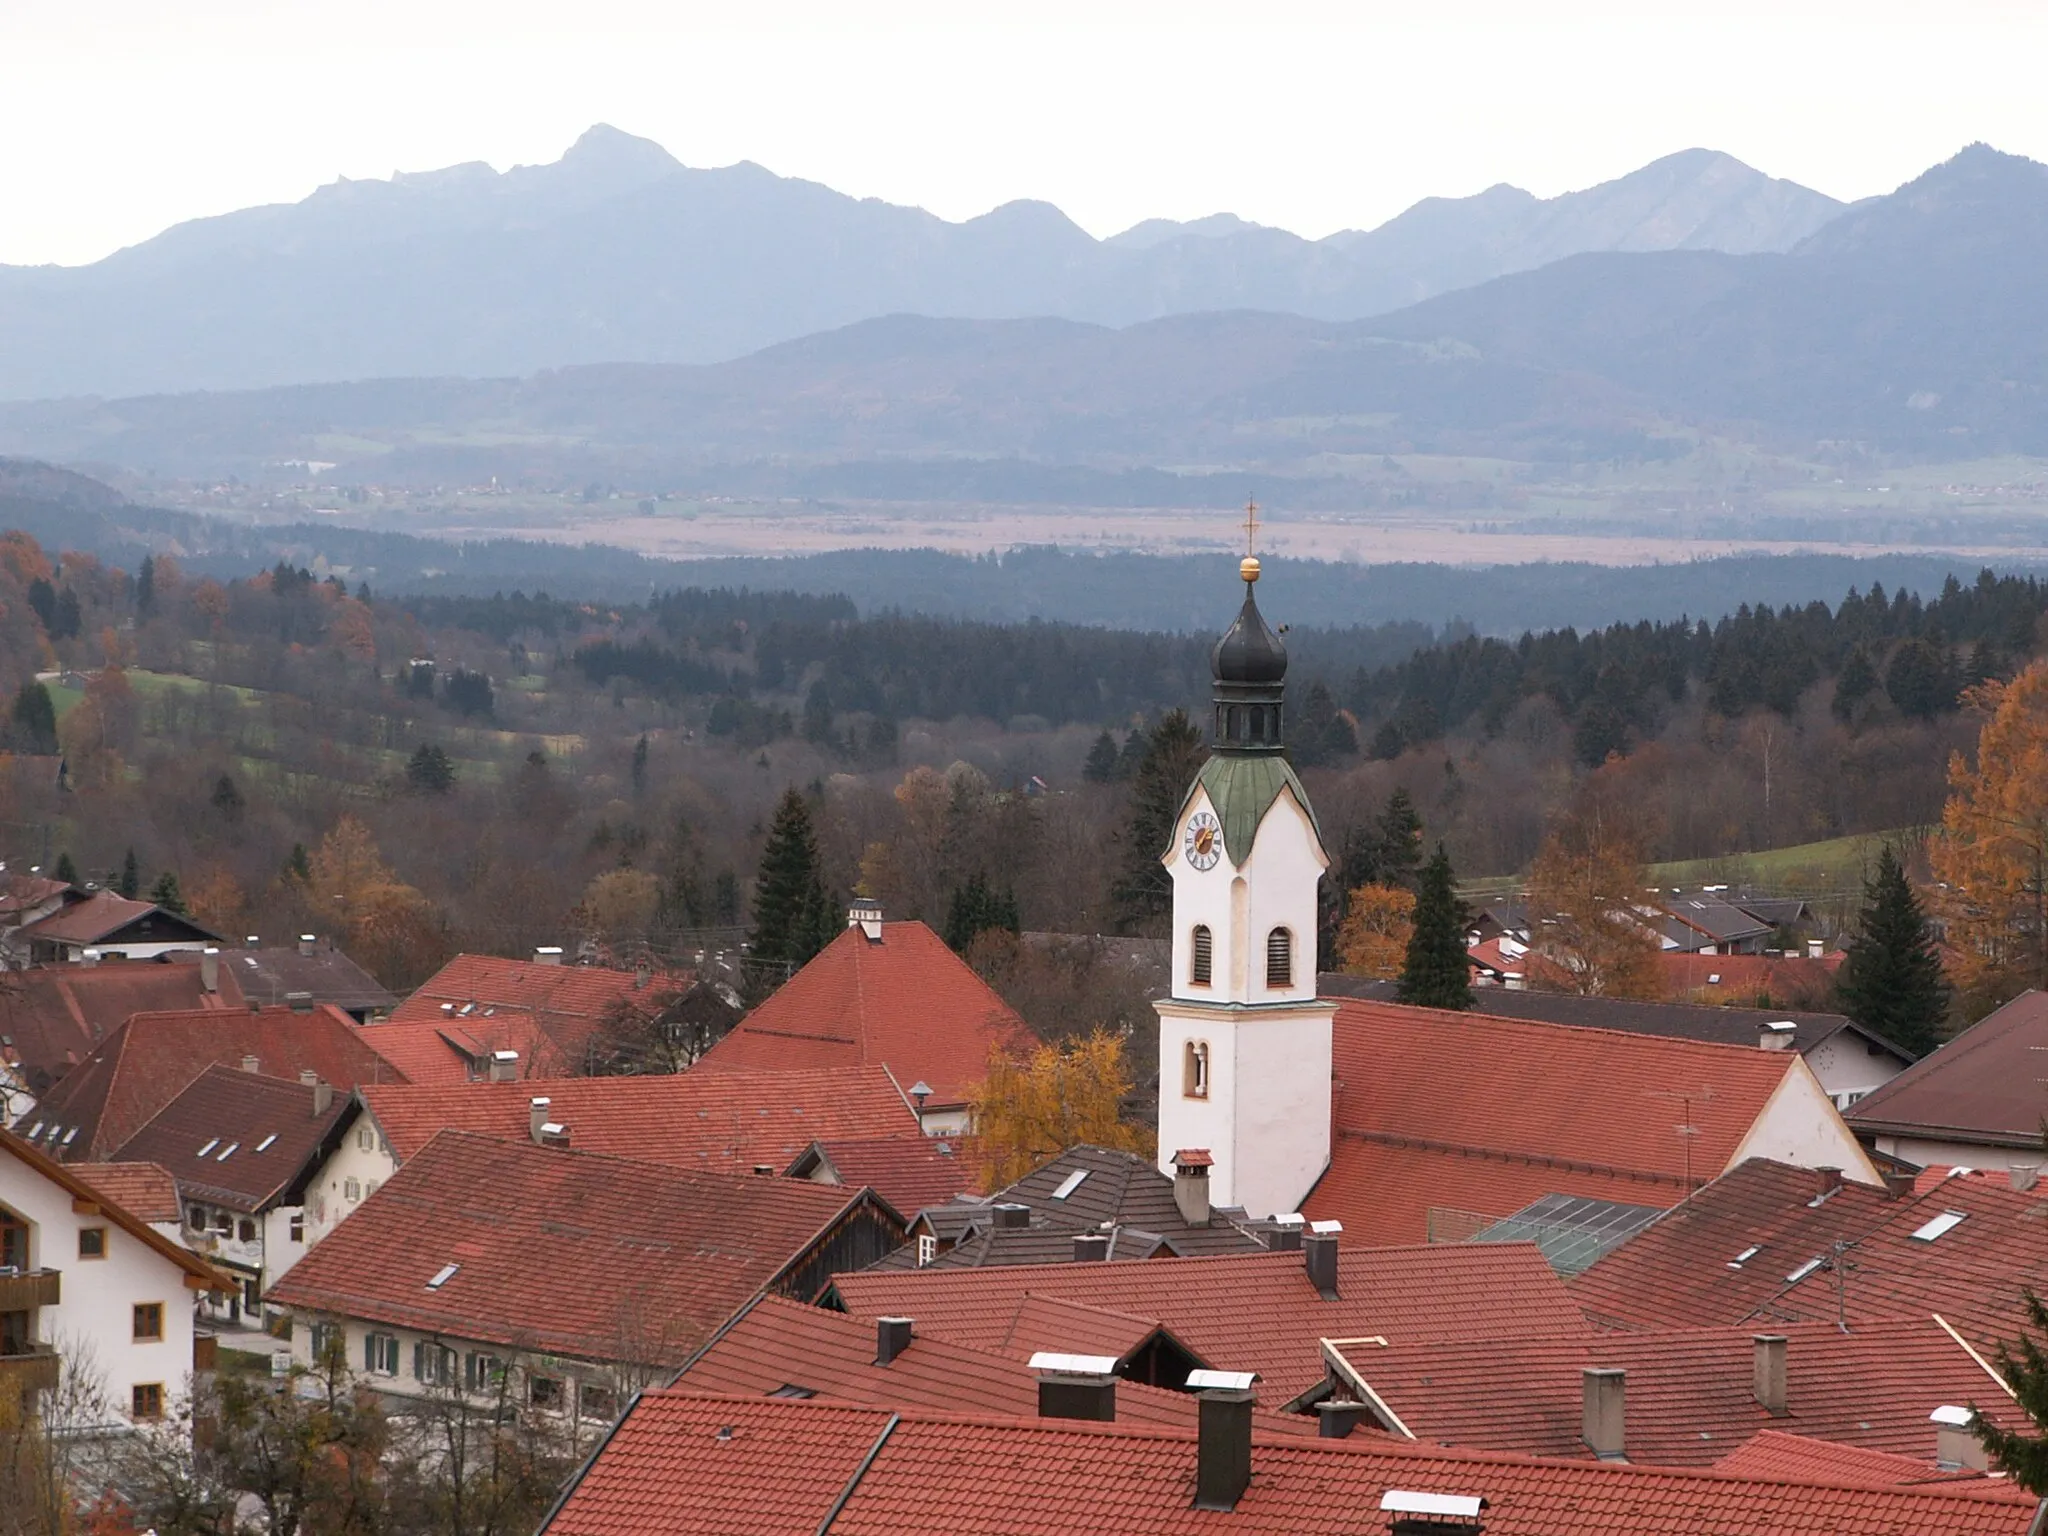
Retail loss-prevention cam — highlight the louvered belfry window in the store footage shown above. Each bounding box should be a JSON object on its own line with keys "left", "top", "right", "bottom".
{"left": 1191, "top": 924, "right": 1213, "bottom": 986}
{"left": 1266, "top": 927, "right": 1292, "bottom": 989}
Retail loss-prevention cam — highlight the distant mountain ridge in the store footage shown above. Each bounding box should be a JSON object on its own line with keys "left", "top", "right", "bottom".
{"left": 0, "top": 128, "right": 1840, "bottom": 399}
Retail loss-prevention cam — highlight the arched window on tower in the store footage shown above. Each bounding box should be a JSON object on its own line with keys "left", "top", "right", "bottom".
{"left": 1266, "top": 927, "right": 1293, "bottom": 989}
{"left": 1183, "top": 1040, "right": 1210, "bottom": 1099}
{"left": 1190, "top": 925, "right": 1213, "bottom": 987}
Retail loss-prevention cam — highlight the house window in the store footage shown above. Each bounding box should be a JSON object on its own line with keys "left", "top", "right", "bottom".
{"left": 364, "top": 1333, "right": 399, "bottom": 1376}
{"left": 580, "top": 1382, "right": 618, "bottom": 1421}
{"left": 289, "top": 1214, "right": 305, "bottom": 1244}
{"left": 1190, "top": 925, "right": 1213, "bottom": 987}
{"left": 131, "top": 1383, "right": 164, "bottom": 1420}
{"left": 466, "top": 1352, "right": 506, "bottom": 1393}
{"left": 133, "top": 1303, "right": 164, "bottom": 1342}
{"left": 357, "top": 1127, "right": 376, "bottom": 1152}
{"left": 78, "top": 1227, "right": 107, "bottom": 1260}
{"left": 915, "top": 1233, "right": 937, "bottom": 1269}
{"left": 1265, "top": 928, "right": 1292, "bottom": 989}
{"left": 185, "top": 1203, "right": 206, "bottom": 1231}
{"left": 238, "top": 1219, "right": 256, "bottom": 1243}
{"left": 529, "top": 1374, "right": 565, "bottom": 1411}
{"left": 310, "top": 1321, "right": 342, "bottom": 1363}
{"left": 0, "top": 1207, "right": 27, "bottom": 1270}
{"left": 414, "top": 1342, "right": 457, "bottom": 1386}
{"left": 1183, "top": 1040, "right": 1210, "bottom": 1099}
{"left": 365, "top": 1181, "right": 380, "bottom": 1199}
{"left": 344, "top": 1178, "right": 361, "bottom": 1202}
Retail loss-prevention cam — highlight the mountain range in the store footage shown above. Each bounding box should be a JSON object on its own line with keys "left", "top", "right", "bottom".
{"left": 0, "top": 127, "right": 1842, "bottom": 400}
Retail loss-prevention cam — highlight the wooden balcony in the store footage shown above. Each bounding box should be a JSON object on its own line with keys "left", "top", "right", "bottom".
{"left": 0, "top": 1269, "right": 60, "bottom": 1310}
{"left": 0, "top": 1346, "right": 61, "bottom": 1394}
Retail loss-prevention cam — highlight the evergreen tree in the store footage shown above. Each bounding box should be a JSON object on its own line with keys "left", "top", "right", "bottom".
{"left": 149, "top": 870, "right": 187, "bottom": 915}
{"left": 1376, "top": 788, "right": 1424, "bottom": 891}
{"left": 9, "top": 681, "right": 58, "bottom": 755}
{"left": 1977, "top": 1288, "right": 2048, "bottom": 1491}
{"left": 1082, "top": 730, "right": 1120, "bottom": 784}
{"left": 211, "top": 772, "right": 245, "bottom": 820}
{"left": 1111, "top": 710, "right": 1206, "bottom": 932}
{"left": 51, "top": 588, "right": 81, "bottom": 641}
{"left": 285, "top": 843, "right": 312, "bottom": 884}
{"left": 1832, "top": 647, "right": 1879, "bottom": 723}
{"left": 945, "top": 872, "right": 1021, "bottom": 953}
{"left": 1886, "top": 638, "right": 1954, "bottom": 720}
{"left": 135, "top": 553, "right": 157, "bottom": 618}
{"left": 1112, "top": 728, "right": 1148, "bottom": 783}
{"left": 405, "top": 742, "right": 457, "bottom": 795}
{"left": 52, "top": 851, "right": 78, "bottom": 886}
{"left": 630, "top": 734, "right": 649, "bottom": 794}
{"left": 1835, "top": 844, "right": 1949, "bottom": 1055}
{"left": 1397, "top": 843, "right": 1473, "bottom": 1010}
{"left": 750, "top": 787, "right": 834, "bottom": 971}
{"left": 118, "top": 847, "right": 141, "bottom": 899}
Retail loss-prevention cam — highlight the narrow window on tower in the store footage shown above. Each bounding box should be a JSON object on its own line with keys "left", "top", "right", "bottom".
{"left": 1266, "top": 928, "right": 1293, "bottom": 989}
{"left": 1190, "top": 925, "right": 1213, "bottom": 987}
{"left": 1183, "top": 1040, "right": 1209, "bottom": 1099}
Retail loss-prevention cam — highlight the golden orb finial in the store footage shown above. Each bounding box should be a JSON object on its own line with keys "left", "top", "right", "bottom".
{"left": 1240, "top": 555, "right": 1261, "bottom": 583}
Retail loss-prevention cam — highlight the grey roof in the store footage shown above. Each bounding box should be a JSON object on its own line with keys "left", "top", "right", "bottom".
{"left": 868, "top": 1222, "right": 1182, "bottom": 1270}
{"left": 217, "top": 945, "right": 398, "bottom": 1014}
{"left": 1728, "top": 896, "right": 1812, "bottom": 929}
{"left": 1467, "top": 1193, "right": 1665, "bottom": 1276}
{"left": 1657, "top": 896, "right": 1774, "bottom": 948}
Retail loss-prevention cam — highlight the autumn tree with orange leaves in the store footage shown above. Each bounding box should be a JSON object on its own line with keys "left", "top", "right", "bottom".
{"left": 1525, "top": 776, "right": 1662, "bottom": 999}
{"left": 1337, "top": 883, "right": 1416, "bottom": 979}
{"left": 1932, "top": 661, "right": 2048, "bottom": 1018}
{"left": 970, "top": 1030, "right": 1152, "bottom": 1187}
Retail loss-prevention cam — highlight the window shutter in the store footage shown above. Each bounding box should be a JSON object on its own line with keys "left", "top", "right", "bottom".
{"left": 1266, "top": 928, "right": 1291, "bottom": 988}
{"left": 1191, "top": 925, "right": 1212, "bottom": 986}
{"left": 413, "top": 1342, "right": 426, "bottom": 1381}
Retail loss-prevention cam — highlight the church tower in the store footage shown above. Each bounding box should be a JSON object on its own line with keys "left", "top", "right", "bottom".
{"left": 1154, "top": 536, "right": 1335, "bottom": 1218}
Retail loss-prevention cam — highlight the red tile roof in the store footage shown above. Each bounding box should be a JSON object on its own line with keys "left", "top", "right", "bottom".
{"left": 792, "top": 1135, "right": 980, "bottom": 1213}
{"left": 1306, "top": 998, "right": 1821, "bottom": 1244}
{"left": 389, "top": 954, "right": 666, "bottom": 1072}
{"left": 1330, "top": 1318, "right": 2019, "bottom": 1465}
{"left": 354, "top": 1012, "right": 574, "bottom": 1083}
{"left": 70, "top": 1160, "right": 181, "bottom": 1224}
{"left": 1713, "top": 1430, "right": 2025, "bottom": 1498}
{"left": 1848, "top": 990, "right": 2048, "bottom": 1148}
{"left": 0, "top": 953, "right": 245, "bottom": 1098}
{"left": 3, "top": 1129, "right": 229, "bottom": 1292}
{"left": 269, "top": 1131, "right": 900, "bottom": 1363}
{"left": 697, "top": 922, "right": 1036, "bottom": 1107}
{"left": 1661, "top": 950, "right": 1841, "bottom": 1004}
{"left": 1568, "top": 1157, "right": 2048, "bottom": 1350}
{"left": 112, "top": 1064, "right": 354, "bottom": 1211}
{"left": 16, "top": 889, "right": 160, "bottom": 943}
{"left": 23, "top": 1003, "right": 405, "bottom": 1161}
{"left": 544, "top": 1393, "right": 2044, "bottom": 1536}
{"left": 360, "top": 1066, "right": 917, "bottom": 1171}
{"left": 832, "top": 1242, "right": 1587, "bottom": 1407}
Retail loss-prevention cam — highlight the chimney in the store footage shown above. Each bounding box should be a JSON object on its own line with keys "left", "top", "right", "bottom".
{"left": 312, "top": 1079, "right": 333, "bottom": 1116}
{"left": 299, "top": 1069, "right": 318, "bottom": 1088}
{"left": 1317, "top": 1399, "right": 1369, "bottom": 1439}
{"left": 875, "top": 1316, "right": 913, "bottom": 1367}
{"left": 200, "top": 947, "right": 220, "bottom": 994}
{"left": 246, "top": 935, "right": 260, "bottom": 947}
{"left": 529, "top": 1097, "right": 551, "bottom": 1143}
{"left": 1073, "top": 1232, "right": 1110, "bottom": 1263}
{"left": 1934, "top": 1406, "right": 1988, "bottom": 1472}
{"left": 541, "top": 1123, "right": 571, "bottom": 1147}
{"left": 1304, "top": 1225, "right": 1340, "bottom": 1300}
{"left": 1752, "top": 1335, "right": 1787, "bottom": 1416}
{"left": 299, "top": 934, "right": 317, "bottom": 957}
{"left": 1028, "top": 1353, "right": 1119, "bottom": 1422}
{"left": 2012, "top": 1162, "right": 2042, "bottom": 1193}
{"left": 488, "top": 1049, "right": 519, "bottom": 1084}
{"left": 846, "top": 898, "right": 883, "bottom": 942}
{"left": 1582, "top": 1368, "right": 1626, "bottom": 1461}
{"left": 1759, "top": 1020, "right": 1797, "bottom": 1051}
{"left": 241, "top": 1054, "right": 261, "bottom": 1074}
{"left": 286, "top": 991, "right": 313, "bottom": 1013}
{"left": 993, "top": 1202, "right": 1030, "bottom": 1230}
{"left": 1807, "top": 938, "right": 1824, "bottom": 960}
{"left": 1816, "top": 1166, "right": 1843, "bottom": 1197}
{"left": 1172, "top": 1149, "right": 1213, "bottom": 1227}
{"left": 1191, "top": 1372, "right": 1258, "bottom": 1512}
{"left": 533, "top": 946, "right": 564, "bottom": 966}
{"left": 1268, "top": 1213, "right": 1304, "bottom": 1252}
{"left": 80, "top": 948, "right": 100, "bottom": 968}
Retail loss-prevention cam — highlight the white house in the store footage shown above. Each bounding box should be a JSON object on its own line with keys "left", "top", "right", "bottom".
{"left": 1, "top": 1127, "right": 227, "bottom": 1426}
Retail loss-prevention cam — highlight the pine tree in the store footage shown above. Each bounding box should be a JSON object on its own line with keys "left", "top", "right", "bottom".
{"left": 1397, "top": 843, "right": 1472, "bottom": 1010}
{"left": 285, "top": 843, "right": 312, "bottom": 884}
{"left": 750, "top": 787, "right": 833, "bottom": 971}
{"left": 945, "top": 872, "right": 1022, "bottom": 954}
{"left": 118, "top": 847, "right": 141, "bottom": 899}
{"left": 630, "top": 734, "right": 649, "bottom": 794}
{"left": 1376, "top": 788, "right": 1424, "bottom": 891}
{"left": 1111, "top": 710, "right": 1206, "bottom": 932}
{"left": 1835, "top": 844, "right": 1949, "bottom": 1055}
{"left": 1975, "top": 1287, "right": 2048, "bottom": 1492}
{"left": 9, "top": 682, "right": 58, "bottom": 755}
{"left": 211, "top": 773, "right": 245, "bottom": 820}
{"left": 149, "top": 870, "right": 187, "bottom": 915}
{"left": 135, "top": 553, "right": 157, "bottom": 618}
{"left": 405, "top": 742, "right": 456, "bottom": 795}
{"left": 1082, "top": 730, "right": 1119, "bottom": 784}
{"left": 52, "top": 851, "right": 79, "bottom": 886}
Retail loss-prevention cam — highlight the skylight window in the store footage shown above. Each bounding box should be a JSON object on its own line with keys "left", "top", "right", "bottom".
{"left": 197, "top": 1139, "right": 219, "bottom": 1157}
{"left": 1911, "top": 1210, "right": 1967, "bottom": 1242}
{"left": 1050, "top": 1170, "right": 1089, "bottom": 1200}
{"left": 60, "top": 1127, "right": 76, "bottom": 1146}
{"left": 1785, "top": 1257, "right": 1825, "bottom": 1284}
{"left": 216, "top": 1142, "right": 240, "bottom": 1161}
{"left": 426, "top": 1263, "right": 460, "bottom": 1289}
{"left": 25, "top": 1121, "right": 42, "bottom": 1139}
{"left": 255, "top": 1134, "right": 277, "bottom": 1153}
{"left": 1727, "top": 1246, "right": 1760, "bottom": 1269}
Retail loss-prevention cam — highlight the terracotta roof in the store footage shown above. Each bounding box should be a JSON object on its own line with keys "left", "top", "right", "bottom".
{"left": 1661, "top": 950, "right": 1841, "bottom": 1004}
{"left": 832, "top": 1242, "right": 1586, "bottom": 1406}
{"left": 2, "top": 1128, "right": 229, "bottom": 1292}
{"left": 0, "top": 873, "right": 74, "bottom": 923}
{"left": 1305, "top": 998, "right": 1824, "bottom": 1244}
{"left": 0, "top": 952, "right": 245, "bottom": 1099}
{"left": 1713, "top": 1430, "right": 2025, "bottom": 1498}
{"left": 389, "top": 954, "right": 665, "bottom": 1072}
{"left": 112, "top": 1064, "right": 354, "bottom": 1212}
{"left": 23, "top": 1003, "right": 405, "bottom": 1161}
{"left": 16, "top": 889, "right": 224, "bottom": 947}
{"left": 69, "top": 1160, "right": 181, "bottom": 1224}
{"left": 355, "top": 1012, "right": 575, "bottom": 1083}
{"left": 269, "top": 1130, "right": 899, "bottom": 1363}
{"left": 674, "top": 1295, "right": 1304, "bottom": 1435}
{"left": 543, "top": 1393, "right": 2044, "bottom": 1536}
{"left": 216, "top": 945, "right": 397, "bottom": 1016}
{"left": 697, "top": 922, "right": 1036, "bottom": 1107}
{"left": 359, "top": 1066, "right": 917, "bottom": 1170}
{"left": 1848, "top": 990, "right": 2048, "bottom": 1148}
{"left": 1568, "top": 1158, "right": 2048, "bottom": 1349}
{"left": 1329, "top": 1318, "right": 2018, "bottom": 1465}
{"left": 789, "top": 1136, "right": 980, "bottom": 1214}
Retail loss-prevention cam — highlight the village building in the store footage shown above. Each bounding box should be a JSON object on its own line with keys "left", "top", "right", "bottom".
{"left": 270, "top": 1130, "right": 904, "bottom": 1427}
{"left": 1, "top": 1127, "right": 228, "bottom": 1427}
{"left": 211, "top": 935, "right": 396, "bottom": 1021}
{"left": 10, "top": 889, "right": 225, "bottom": 966}
{"left": 1846, "top": 989, "right": 2048, "bottom": 1171}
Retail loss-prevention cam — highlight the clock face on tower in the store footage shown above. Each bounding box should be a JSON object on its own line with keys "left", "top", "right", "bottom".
{"left": 1183, "top": 810, "right": 1222, "bottom": 871}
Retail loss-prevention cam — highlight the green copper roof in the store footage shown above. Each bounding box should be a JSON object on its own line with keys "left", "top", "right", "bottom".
{"left": 1173, "top": 754, "right": 1324, "bottom": 869}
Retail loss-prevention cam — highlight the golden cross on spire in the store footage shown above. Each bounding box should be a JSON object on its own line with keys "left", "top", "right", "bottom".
{"left": 1241, "top": 496, "right": 1260, "bottom": 558}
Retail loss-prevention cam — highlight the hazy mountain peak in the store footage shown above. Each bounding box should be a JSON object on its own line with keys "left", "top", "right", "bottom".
{"left": 1107, "top": 212, "right": 1272, "bottom": 251}
{"left": 556, "top": 123, "right": 681, "bottom": 178}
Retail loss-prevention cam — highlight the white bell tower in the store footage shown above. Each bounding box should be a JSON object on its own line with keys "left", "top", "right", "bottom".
{"left": 1155, "top": 541, "right": 1335, "bottom": 1218}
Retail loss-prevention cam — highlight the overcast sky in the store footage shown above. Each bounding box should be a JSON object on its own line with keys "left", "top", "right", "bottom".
{"left": 4, "top": 0, "right": 2045, "bottom": 267}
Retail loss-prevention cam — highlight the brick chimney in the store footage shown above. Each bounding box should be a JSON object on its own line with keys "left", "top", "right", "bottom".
{"left": 529, "top": 1097, "right": 551, "bottom": 1143}
{"left": 1029, "top": 1352, "right": 1118, "bottom": 1422}
{"left": 875, "top": 1317, "right": 913, "bottom": 1366}
{"left": 1752, "top": 1335, "right": 1787, "bottom": 1416}
{"left": 1582, "top": 1368, "right": 1626, "bottom": 1461}
{"left": 1933, "top": 1405, "right": 1987, "bottom": 1472}
{"left": 1172, "top": 1149, "right": 1213, "bottom": 1227}
{"left": 1191, "top": 1371, "right": 1258, "bottom": 1511}
{"left": 1304, "top": 1225, "right": 1340, "bottom": 1301}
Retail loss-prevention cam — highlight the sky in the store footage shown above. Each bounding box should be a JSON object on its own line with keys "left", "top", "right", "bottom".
{"left": 4, "top": 0, "right": 2047, "bottom": 267}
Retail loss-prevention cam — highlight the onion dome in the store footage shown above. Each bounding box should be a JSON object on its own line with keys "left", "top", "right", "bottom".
{"left": 1210, "top": 564, "right": 1286, "bottom": 753}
